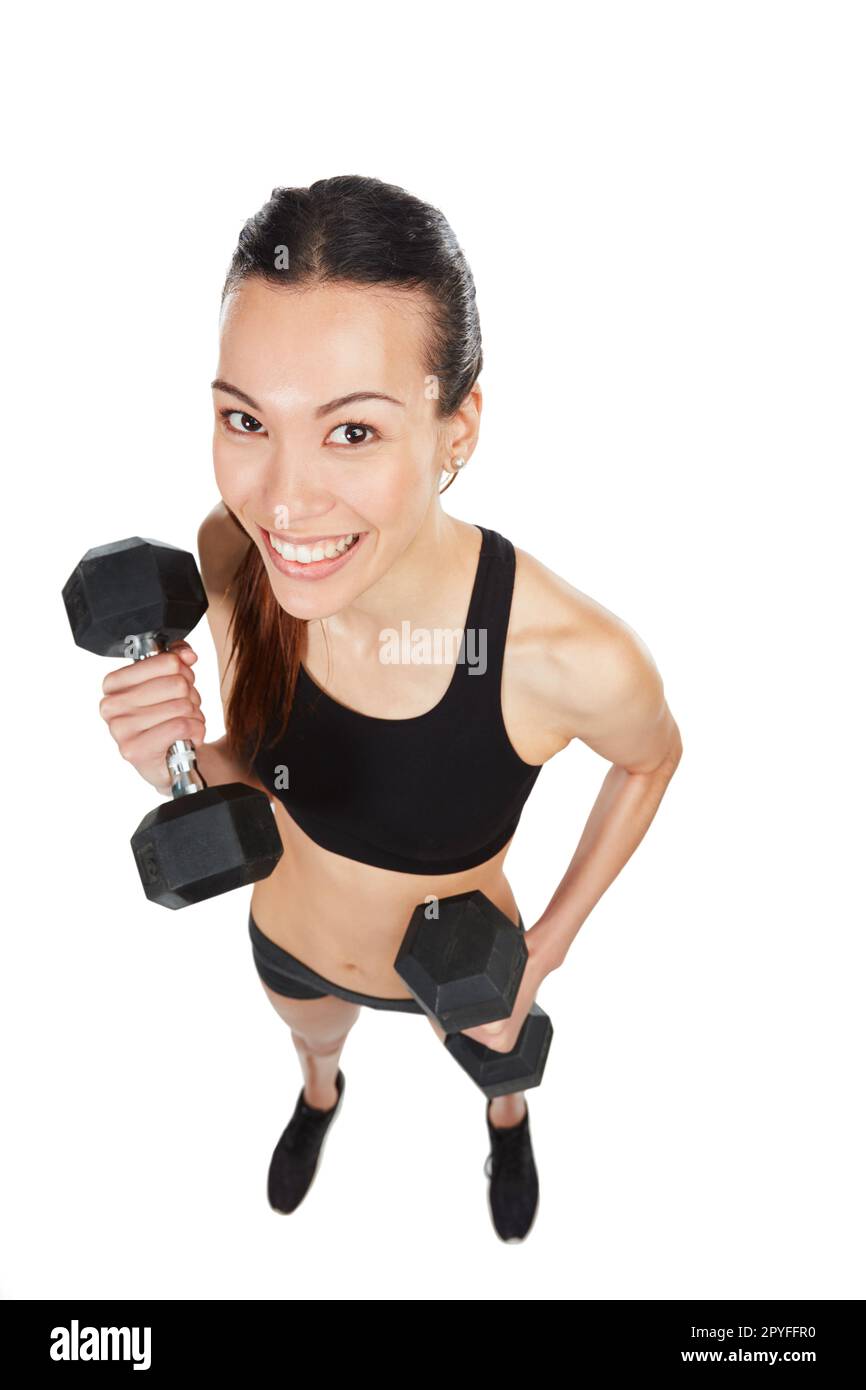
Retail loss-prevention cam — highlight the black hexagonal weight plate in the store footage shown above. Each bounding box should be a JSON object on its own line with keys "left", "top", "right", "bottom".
{"left": 130, "top": 784, "right": 283, "bottom": 909}
{"left": 62, "top": 537, "right": 208, "bottom": 656}
{"left": 444, "top": 1004, "right": 554, "bottom": 1098}
{"left": 394, "top": 889, "right": 528, "bottom": 1032}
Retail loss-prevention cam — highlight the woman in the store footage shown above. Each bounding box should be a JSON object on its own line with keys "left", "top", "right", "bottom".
{"left": 99, "top": 175, "right": 683, "bottom": 1243}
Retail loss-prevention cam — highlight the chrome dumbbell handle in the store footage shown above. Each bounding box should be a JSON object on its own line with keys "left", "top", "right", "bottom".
{"left": 124, "top": 632, "right": 207, "bottom": 798}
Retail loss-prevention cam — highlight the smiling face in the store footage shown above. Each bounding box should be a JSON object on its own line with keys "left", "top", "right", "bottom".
{"left": 212, "top": 277, "right": 460, "bottom": 620}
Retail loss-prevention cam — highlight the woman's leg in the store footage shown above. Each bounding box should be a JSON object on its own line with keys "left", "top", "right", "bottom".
{"left": 488, "top": 1091, "right": 527, "bottom": 1126}
{"left": 259, "top": 979, "right": 361, "bottom": 1110}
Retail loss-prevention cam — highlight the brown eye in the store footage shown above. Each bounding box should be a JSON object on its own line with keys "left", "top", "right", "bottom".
{"left": 326, "top": 422, "right": 379, "bottom": 446}
{"left": 222, "top": 410, "right": 265, "bottom": 435}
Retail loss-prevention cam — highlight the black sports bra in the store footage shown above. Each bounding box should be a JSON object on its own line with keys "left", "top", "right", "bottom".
{"left": 250, "top": 524, "right": 544, "bottom": 874}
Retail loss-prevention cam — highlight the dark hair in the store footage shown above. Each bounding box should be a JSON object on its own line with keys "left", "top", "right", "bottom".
{"left": 219, "top": 175, "right": 484, "bottom": 770}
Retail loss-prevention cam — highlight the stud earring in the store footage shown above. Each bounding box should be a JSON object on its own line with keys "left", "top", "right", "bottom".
{"left": 439, "top": 456, "right": 467, "bottom": 494}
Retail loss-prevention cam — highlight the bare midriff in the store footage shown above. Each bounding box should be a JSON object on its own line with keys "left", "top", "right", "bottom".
{"left": 249, "top": 798, "right": 520, "bottom": 999}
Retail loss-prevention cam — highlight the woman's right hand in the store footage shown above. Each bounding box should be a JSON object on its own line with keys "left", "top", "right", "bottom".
{"left": 99, "top": 640, "right": 207, "bottom": 794}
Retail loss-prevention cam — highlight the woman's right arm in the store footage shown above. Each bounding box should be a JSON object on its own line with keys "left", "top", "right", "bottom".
{"left": 98, "top": 503, "right": 266, "bottom": 797}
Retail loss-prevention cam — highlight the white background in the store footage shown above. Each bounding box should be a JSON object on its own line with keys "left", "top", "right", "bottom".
{"left": 2, "top": 0, "right": 863, "bottom": 1300}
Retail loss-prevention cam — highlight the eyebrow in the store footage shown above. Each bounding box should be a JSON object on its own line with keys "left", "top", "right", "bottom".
{"left": 211, "top": 379, "right": 405, "bottom": 417}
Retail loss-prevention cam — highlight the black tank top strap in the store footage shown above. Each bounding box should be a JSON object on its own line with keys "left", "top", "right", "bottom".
{"left": 452, "top": 524, "right": 515, "bottom": 716}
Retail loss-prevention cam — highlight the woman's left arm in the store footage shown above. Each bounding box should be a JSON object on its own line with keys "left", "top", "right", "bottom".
{"left": 527, "top": 615, "right": 683, "bottom": 975}
{"left": 462, "top": 599, "right": 683, "bottom": 1053}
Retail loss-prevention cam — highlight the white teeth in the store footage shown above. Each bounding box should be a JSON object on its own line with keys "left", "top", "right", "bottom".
{"left": 269, "top": 532, "right": 358, "bottom": 564}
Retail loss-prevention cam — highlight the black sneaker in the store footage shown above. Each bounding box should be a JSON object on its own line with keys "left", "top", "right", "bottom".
{"left": 267, "top": 1069, "right": 346, "bottom": 1214}
{"left": 483, "top": 1097, "right": 539, "bottom": 1242}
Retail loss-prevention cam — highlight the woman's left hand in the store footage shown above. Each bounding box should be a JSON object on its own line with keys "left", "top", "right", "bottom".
{"left": 454, "top": 926, "right": 550, "bottom": 1054}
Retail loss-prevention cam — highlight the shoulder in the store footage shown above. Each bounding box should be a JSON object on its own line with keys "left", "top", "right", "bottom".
{"left": 196, "top": 500, "right": 252, "bottom": 599}
{"left": 508, "top": 542, "right": 644, "bottom": 672}
{"left": 505, "top": 541, "right": 682, "bottom": 772}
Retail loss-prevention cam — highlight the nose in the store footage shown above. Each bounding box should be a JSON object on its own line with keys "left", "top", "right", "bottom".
{"left": 264, "top": 442, "right": 337, "bottom": 531}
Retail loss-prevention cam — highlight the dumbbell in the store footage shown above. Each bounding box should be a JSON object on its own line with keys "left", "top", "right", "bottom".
{"left": 394, "top": 889, "right": 554, "bottom": 1098}
{"left": 62, "top": 536, "right": 284, "bottom": 909}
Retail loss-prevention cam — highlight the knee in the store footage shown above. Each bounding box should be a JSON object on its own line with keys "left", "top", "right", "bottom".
{"left": 291, "top": 1003, "right": 361, "bottom": 1057}
{"left": 292, "top": 1027, "right": 352, "bottom": 1058}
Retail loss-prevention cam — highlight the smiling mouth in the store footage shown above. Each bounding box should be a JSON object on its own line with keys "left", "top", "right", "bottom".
{"left": 266, "top": 530, "right": 361, "bottom": 564}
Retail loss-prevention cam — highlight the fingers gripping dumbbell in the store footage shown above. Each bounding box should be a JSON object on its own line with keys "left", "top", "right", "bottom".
{"left": 394, "top": 889, "right": 554, "bottom": 1098}
{"left": 62, "top": 536, "right": 284, "bottom": 909}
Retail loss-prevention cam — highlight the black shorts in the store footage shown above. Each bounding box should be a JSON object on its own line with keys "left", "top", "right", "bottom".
{"left": 249, "top": 909, "right": 526, "bottom": 1013}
